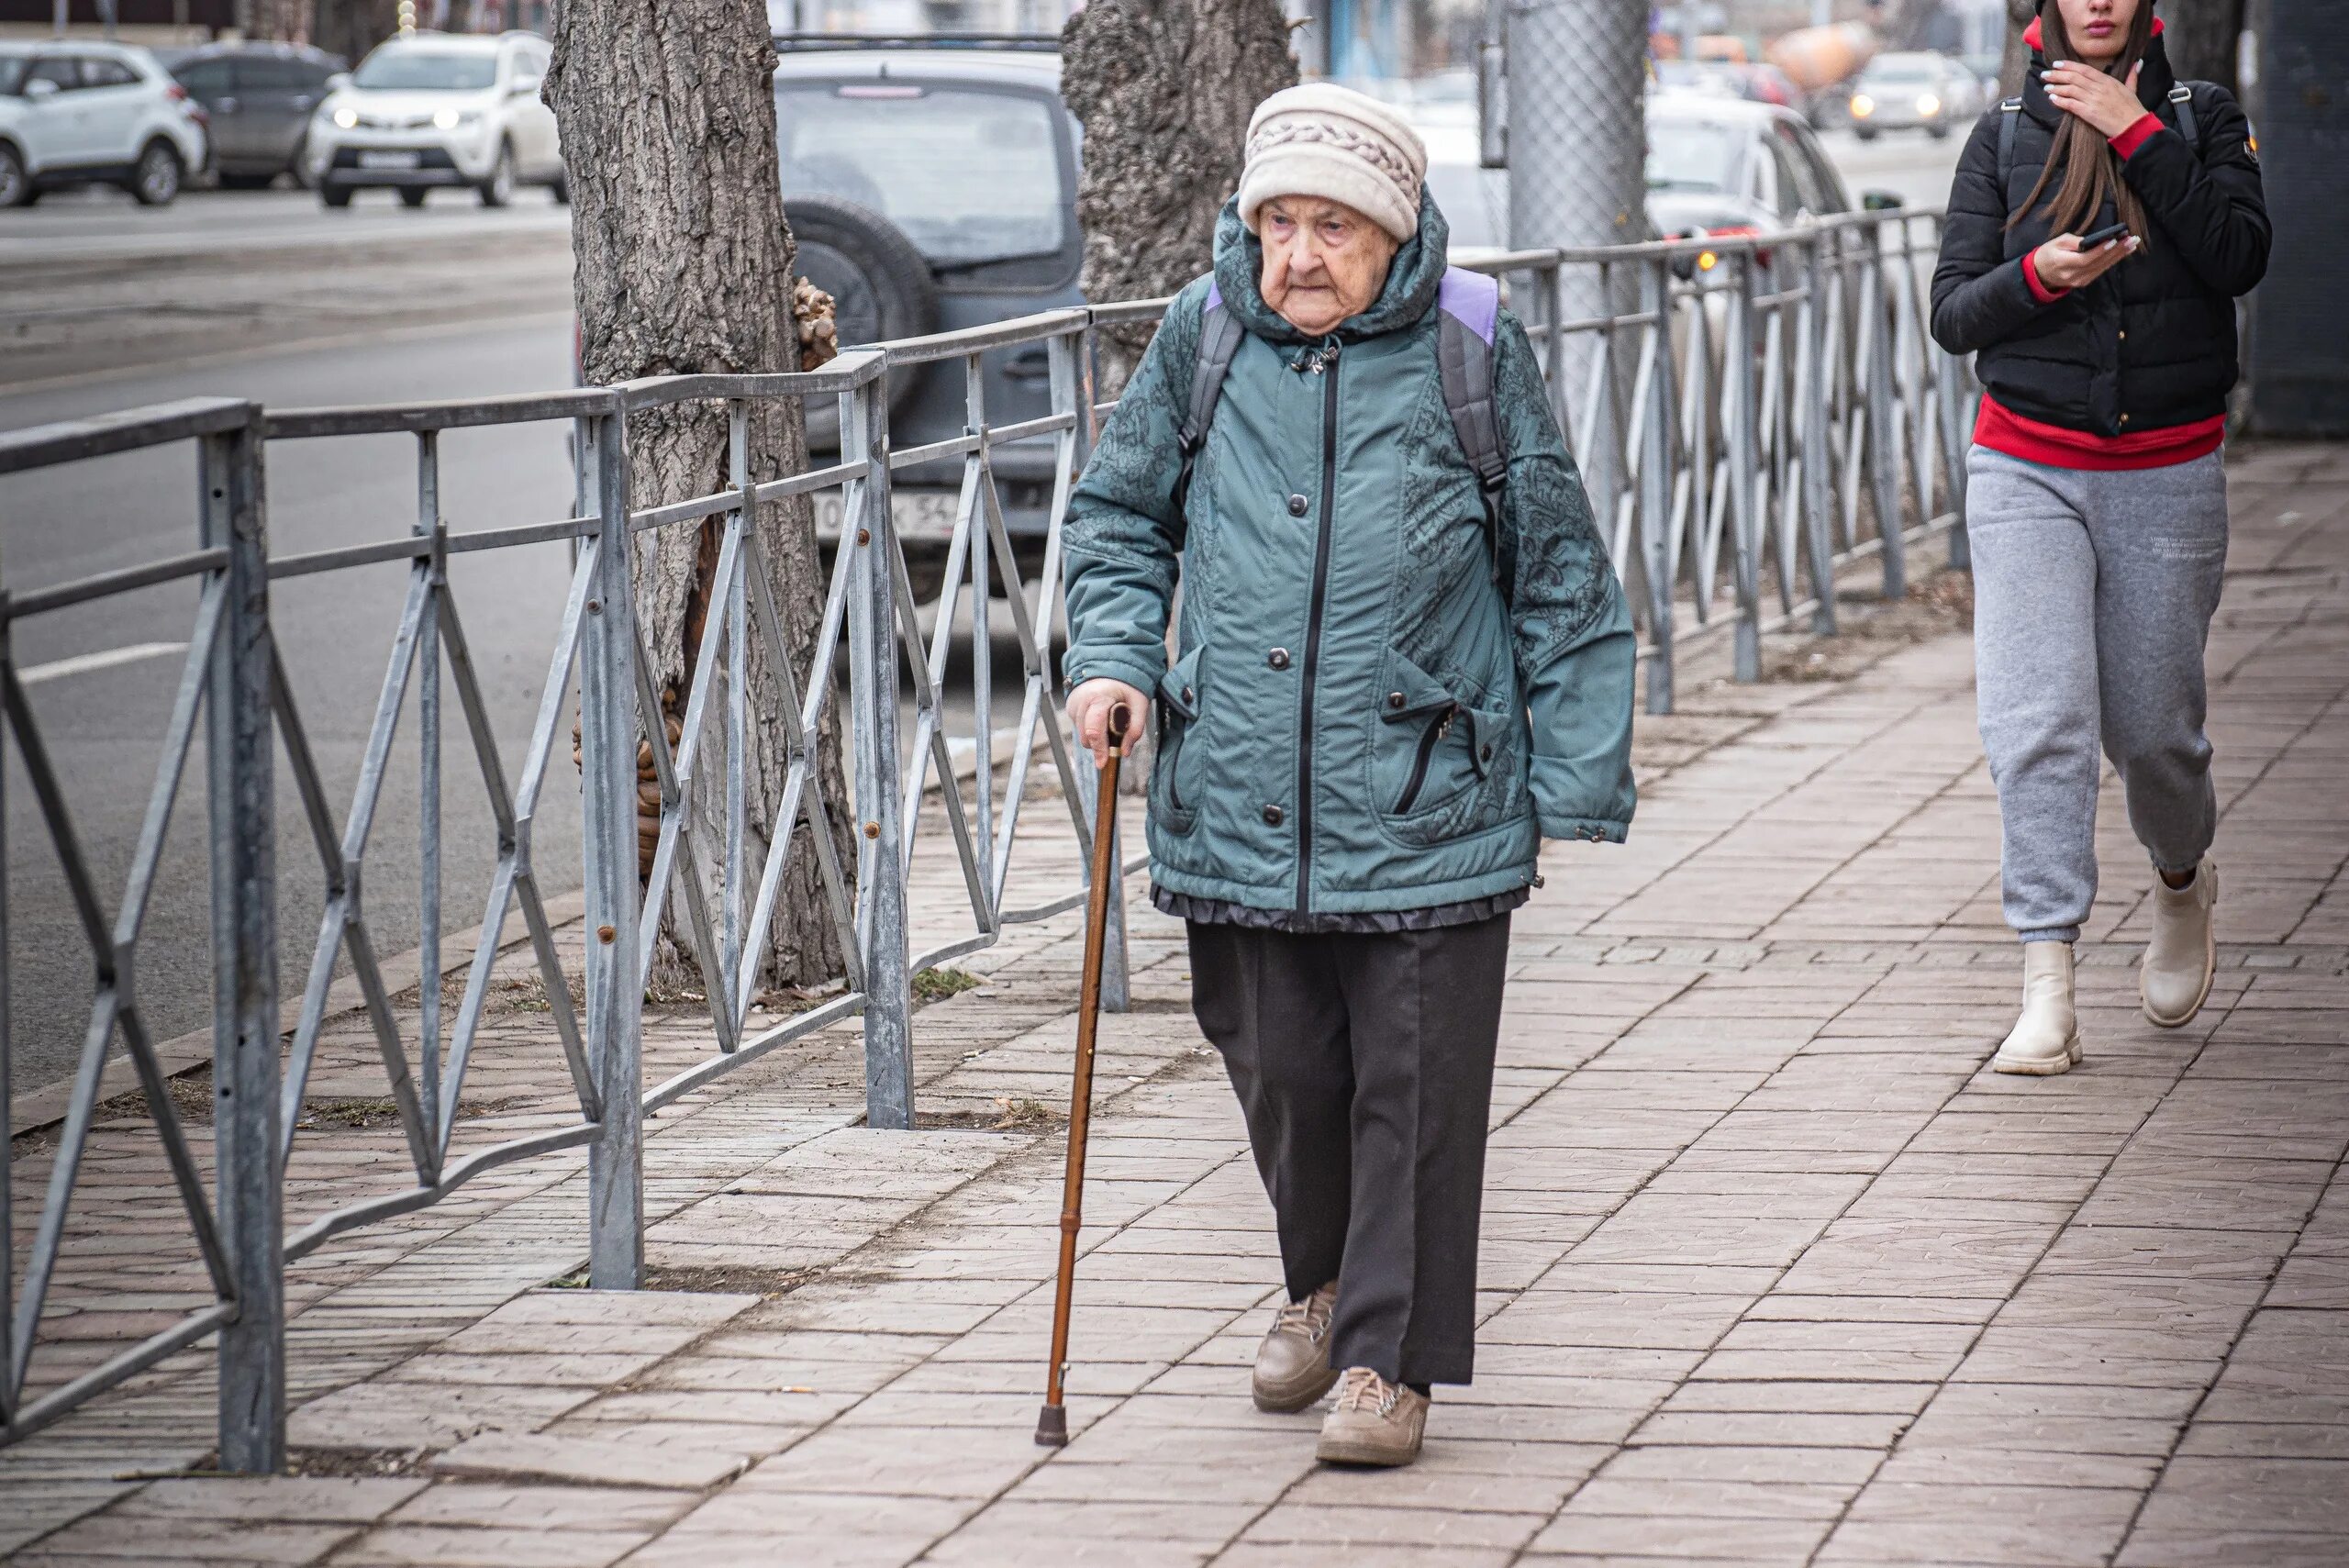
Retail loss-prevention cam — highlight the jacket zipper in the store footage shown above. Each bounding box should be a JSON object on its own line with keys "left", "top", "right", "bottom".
{"left": 1394, "top": 705, "right": 1456, "bottom": 816}
{"left": 1295, "top": 338, "right": 1341, "bottom": 915}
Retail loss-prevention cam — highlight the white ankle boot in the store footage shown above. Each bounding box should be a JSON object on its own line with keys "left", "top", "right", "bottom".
{"left": 1994, "top": 941, "right": 2080, "bottom": 1075}
{"left": 2143, "top": 858, "right": 2219, "bottom": 1028}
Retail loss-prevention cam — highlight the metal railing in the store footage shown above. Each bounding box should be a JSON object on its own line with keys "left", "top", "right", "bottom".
{"left": 0, "top": 206, "right": 1971, "bottom": 1468}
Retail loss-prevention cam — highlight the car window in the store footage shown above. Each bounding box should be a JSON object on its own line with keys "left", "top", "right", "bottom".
{"left": 82, "top": 57, "right": 139, "bottom": 89}
{"left": 1784, "top": 120, "right": 1851, "bottom": 212}
{"left": 243, "top": 57, "right": 319, "bottom": 91}
{"left": 351, "top": 49, "right": 497, "bottom": 91}
{"left": 1645, "top": 118, "right": 1740, "bottom": 194}
{"left": 173, "top": 57, "right": 231, "bottom": 94}
{"left": 1771, "top": 122, "right": 1830, "bottom": 216}
{"left": 775, "top": 85, "right": 1067, "bottom": 266}
{"left": 28, "top": 56, "right": 84, "bottom": 92}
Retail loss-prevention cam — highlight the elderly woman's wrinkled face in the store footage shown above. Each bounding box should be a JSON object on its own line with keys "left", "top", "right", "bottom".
{"left": 1258, "top": 196, "right": 1401, "bottom": 337}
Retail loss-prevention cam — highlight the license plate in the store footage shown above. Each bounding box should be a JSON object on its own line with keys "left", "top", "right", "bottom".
{"left": 358, "top": 150, "right": 421, "bottom": 170}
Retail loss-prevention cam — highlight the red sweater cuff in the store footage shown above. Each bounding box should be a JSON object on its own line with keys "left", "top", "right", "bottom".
{"left": 2022, "top": 250, "right": 2068, "bottom": 305}
{"left": 2110, "top": 112, "right": 2162, "bottom": 160}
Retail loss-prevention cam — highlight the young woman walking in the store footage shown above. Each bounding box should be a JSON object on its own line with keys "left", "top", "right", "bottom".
{"left": 1932, "top": 0, "right": 2268, "bottom": 1073}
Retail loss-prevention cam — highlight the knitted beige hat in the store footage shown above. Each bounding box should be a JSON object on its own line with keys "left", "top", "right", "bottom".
{"left": 1236, "top": 83, "right": 1428, "bottom": 243}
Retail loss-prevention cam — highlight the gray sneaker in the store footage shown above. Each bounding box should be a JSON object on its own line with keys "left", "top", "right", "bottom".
{"left": 1252, "top": 1282, "right": 1339, "bottom": 1413}
{"left": 1316, "top": 1366, "right": 1429, "bottom": 1467}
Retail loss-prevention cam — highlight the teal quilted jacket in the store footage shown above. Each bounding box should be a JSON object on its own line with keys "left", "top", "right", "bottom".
{"left": 1063, "top": 195, "right": 1636, "bottom": 917}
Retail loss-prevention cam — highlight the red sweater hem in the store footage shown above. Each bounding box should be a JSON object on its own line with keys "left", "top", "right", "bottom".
{"left": 1974, "top": 396, "right": 2226, "bottom": 472}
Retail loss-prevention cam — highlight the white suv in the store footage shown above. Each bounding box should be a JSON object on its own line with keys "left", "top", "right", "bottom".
{"left": 0, "top": 41, "right": 210, "bottom": 208}
{"left": 309, "top": 31, "right": 562, "bottom": 209}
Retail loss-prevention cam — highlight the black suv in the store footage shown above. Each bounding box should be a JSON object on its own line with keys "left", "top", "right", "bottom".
{"left": 774, "top": 38, "right": 1083, "bottom": 593}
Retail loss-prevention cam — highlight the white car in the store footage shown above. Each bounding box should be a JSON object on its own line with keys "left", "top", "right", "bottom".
{"left": 309, "top": 30, "right": 562, "bottom": 208}
{"left": 0, "top": 41, "right": 210, "bottom": 208}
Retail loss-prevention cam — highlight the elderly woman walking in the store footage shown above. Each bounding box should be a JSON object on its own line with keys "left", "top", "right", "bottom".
{"left": 1061, "top": 84, "right": 1635, "bottom": 1467}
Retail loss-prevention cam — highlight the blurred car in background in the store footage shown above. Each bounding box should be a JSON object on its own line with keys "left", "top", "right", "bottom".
{"left": 0, "top": 39, "right": 208, "bottom": 207}
{"left": 309, "top": 30, "right": 562, "bottom": 208}
{"left": 1846, "top": 50, "right": 1985, "bottom": 140}
{"left": 1647, "top": 92, "right": 1855, "bottom": 250}
{"left": 770, "top": 37, "right": 1081, "bottom": 593}
{"left": 170, "top": 42, "right": 344, "bottom": 188}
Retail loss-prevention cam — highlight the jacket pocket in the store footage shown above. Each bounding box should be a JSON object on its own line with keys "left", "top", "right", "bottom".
{"left": 1375, "top": 650, "right": 1516, "bottom": 838}
{"left": 1151, "top": 647, "right": 1205, "bottom": 834}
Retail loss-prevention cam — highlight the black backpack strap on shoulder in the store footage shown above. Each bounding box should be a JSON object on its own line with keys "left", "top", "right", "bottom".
{"left": 2166, "top": 83, "right": 2199, "bottom": 150}
{"left": 1171, "top": 277, "right": 1241, "bottom": 515}
{"left": 1434, "top": 267, "right": 1508, "bottom": 587}
{"left": 1997, "top": 96, "right": 2023, "bottom": 194}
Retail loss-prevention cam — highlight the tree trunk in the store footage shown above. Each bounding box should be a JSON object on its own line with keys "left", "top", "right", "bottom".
{"left": 547, "top": 0, "right": 852, "bottom": 990}
{"left": 1059, "top": 0, "right": 1297, "bottom": 389}
{"left": 444, "top": 0, "right": 475, "bottom": 32}
{"left": 2161, "top": 0, "right": 2247, "bottom": 95}
{"left": 312, "top": 0, "right": 395, "bottom": 64}
{"left": 1999, "top": 0, "right": 2038, "bottom": 95}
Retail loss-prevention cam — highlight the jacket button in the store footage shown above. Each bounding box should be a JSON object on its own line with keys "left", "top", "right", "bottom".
{"left": 1262, "top": 804, "right": 1285, "bottom": 827}
{"left": 2119, "top": 413, "right": 2131, "bottom": 426}
{"left": 2118, "top": 329, "right": 2128, "bottom": 340}
{"left": 1181, "top": 686, "right": 1195, "bottom": 705}
{"left": 1481, "top": 743, "right": 1494, "bottom": 762}
{"left": 1286, "top": 494, "right": 1308, "bottom": 517}
{"left": 1387, "top": 692, "right": 1406, "bottom": 709}
{"left": 1268, "top": 648, "right": 1291, "bottom": 670}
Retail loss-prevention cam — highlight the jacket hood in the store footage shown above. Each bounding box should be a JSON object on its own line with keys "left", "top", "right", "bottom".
{"left": 2021, "top": 19, "right": 2175, "bottom": 127}
{"left": 1210, "top": 188, "right": 1453, "bottom": 346}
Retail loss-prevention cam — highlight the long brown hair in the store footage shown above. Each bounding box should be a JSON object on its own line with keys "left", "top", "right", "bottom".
{"left": 2006, "top": 1, "right": 2155, "bottom": 239}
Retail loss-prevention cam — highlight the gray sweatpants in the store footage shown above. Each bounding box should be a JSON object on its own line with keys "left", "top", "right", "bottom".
{"left": 1965, "top": 446, "right": 2229, "bottom": 942}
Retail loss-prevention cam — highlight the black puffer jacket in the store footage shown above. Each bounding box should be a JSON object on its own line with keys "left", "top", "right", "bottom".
{"left": 1931, "top": 31, "right": 2268, "bottom": 437}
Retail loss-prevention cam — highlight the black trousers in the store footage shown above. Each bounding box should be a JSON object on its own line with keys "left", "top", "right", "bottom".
{"left": 1185, "top": 914, "right": 1510, "bottom": 1387}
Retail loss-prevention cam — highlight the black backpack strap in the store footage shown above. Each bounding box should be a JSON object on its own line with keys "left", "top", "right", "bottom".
{"left": 1434, "top": 268, "right": 1508, "bottom": 587}
{"left": 2167, "top": 83, "right": 2199, "bottom": 149}
{"left": 1171, "top": 277, "right": 1241, "bottom": 515}
{"left": 1997, "top": 96, "right": 2023, "bottom": 194}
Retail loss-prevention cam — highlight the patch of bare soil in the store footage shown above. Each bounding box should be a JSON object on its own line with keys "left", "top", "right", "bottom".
{"left": 917, "top": 1095, "right": 1066, "bottom": 1134}
{"left": 1764, "top": 568, "right": 1973, "bottom": 684}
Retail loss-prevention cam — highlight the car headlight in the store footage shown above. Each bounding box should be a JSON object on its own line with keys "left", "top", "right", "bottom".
{"left": 1917, "top": 94, "right": 1942, "bottom": 116}
{"left": 430, "top": 107, "right": 480, "bottom": 132}
{"left": 1850, "top": 94, "right": 1874, "bottom": 117}
{"left": 333, "top": 106, "right": 358, "bottom": 129}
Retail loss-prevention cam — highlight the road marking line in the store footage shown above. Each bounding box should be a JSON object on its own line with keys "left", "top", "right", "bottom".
{"left": 17, "top": 642, "right": 190, "bottom": 685}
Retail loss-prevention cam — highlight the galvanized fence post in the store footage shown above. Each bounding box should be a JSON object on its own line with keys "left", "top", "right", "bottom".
{"left": 1637, "top": 258, "right": 1676, "bottom": 714}
{"left": 848, "top": 375, "right": 913, "bottom": 1130}
{"left": 1863, "top": 225, "right": 1907, "bottom": 600}
{"left": 204, "top": 407, "right": 284, "bottom": 1473}
{"left": 1055, "top": 332, "right": 1129, "bottom": 1015}
{"left": 1799, "top": 237, "right": 1838, "bottom": 635}
{"left": 1727, "top": 249, "right": 1764, "bottom": 684}
{"left": 578, "top": 406, "right": 644, "bottom": 1288}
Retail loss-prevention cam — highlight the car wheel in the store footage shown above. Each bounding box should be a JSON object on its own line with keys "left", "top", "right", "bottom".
{"left": 131, "top": 140, "right": 183, "bottom": 206}
{"left": 1854, "top": 126, "right": 1878, "bottom": 142}
{"left": 551, "top": 168, "right": 569, "bottom": 205}
{"left": 321, "top": 183, "right": 354, "bottom": 208}
{"left": 399, "top": 186, "right": 429, "bottom": 208}
{"left": 287, "top": 135, "right": 317, "bottom": 191}
{"left": 1927, "top": 123, "right": 1951, "bottom": 140}
{"left": 477, "top": 142, "right": 515, "bottom": 208}
{"left": 0, "top": 143, "right": 29, "bottom": 209}
{"left": 784, "top": 195, "right": 940, "bottom": 439}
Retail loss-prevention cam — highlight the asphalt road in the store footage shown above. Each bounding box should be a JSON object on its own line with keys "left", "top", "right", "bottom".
{"left": 0, "top": 127, "right": 1965, "bottom": 1095}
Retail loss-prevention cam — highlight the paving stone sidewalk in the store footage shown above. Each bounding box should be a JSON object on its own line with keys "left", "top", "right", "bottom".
{"left": 5, "top": 441, "right": 2346, "bottom": 1566}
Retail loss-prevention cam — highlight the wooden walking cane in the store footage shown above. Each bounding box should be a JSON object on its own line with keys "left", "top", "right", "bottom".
{"left": 1035, "top": 703, "right": 1130, "bottom": 1448}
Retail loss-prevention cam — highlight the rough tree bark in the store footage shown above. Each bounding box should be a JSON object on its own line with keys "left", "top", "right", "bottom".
{"left": 2160, "top": 0, "right": 2247, "bottom": 95}
{"left": 547, "top": 0, "right": 852, "bottom": 989}
{"left": 312, "top": 0, "right": 395, "bottom": 65}
{"left": 1999, "top": 0, "right": 2039, "bottom": 95}
{"left": 1059, "top": 0, "right": 1297, "bottom": 388}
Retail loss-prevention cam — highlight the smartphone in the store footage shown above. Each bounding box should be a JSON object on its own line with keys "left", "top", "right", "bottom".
{"left": 2079, "top": 220, "right": 2132, "bottom": 248}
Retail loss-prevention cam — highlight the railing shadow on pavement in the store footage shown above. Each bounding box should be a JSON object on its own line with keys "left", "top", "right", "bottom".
{"left": 0, "top": 206, "right": 1973, "bottom": 1470}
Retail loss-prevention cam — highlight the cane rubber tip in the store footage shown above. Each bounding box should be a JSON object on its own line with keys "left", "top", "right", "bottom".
{"left": 1034, "top": 1404, "right": 1069, "bottom": 1447}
